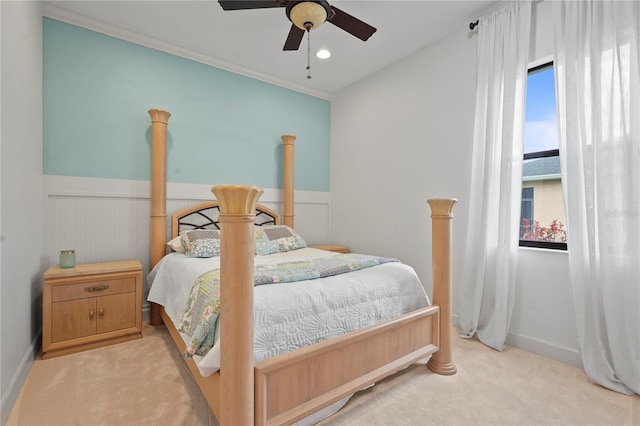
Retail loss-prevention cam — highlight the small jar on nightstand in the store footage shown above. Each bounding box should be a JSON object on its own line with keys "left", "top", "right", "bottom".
{"left": 59, "top": 250, "right": 76, "bottom": 268}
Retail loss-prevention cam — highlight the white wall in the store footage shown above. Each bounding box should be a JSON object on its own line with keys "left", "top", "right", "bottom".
{"left": 331, "top": 0, "right": 581, "bottom": 368}
{"left": 331, "top": 26, "right": 475, "bottom": 301}
{"left": 0, "top": 1, "right": 44, "bottom": 422}
{"left": 330, "top": 27, "right": 475, "bottom": 290}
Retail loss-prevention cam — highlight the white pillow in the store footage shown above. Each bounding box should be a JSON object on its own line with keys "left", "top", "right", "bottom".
{"left": 167, "top": 236, "right": 185, "bottom": 253}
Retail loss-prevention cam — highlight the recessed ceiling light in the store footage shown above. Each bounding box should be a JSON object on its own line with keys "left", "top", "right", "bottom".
{"left": 316, "top": 49, "right": 331, "bottom": 59}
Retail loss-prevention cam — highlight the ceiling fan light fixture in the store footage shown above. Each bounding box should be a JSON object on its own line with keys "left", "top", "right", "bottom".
{"left": 316, "top": 49, "right": 331, "bottom": 59}
{"left": 286, "top": 1, "right": 330, "bottom": 31}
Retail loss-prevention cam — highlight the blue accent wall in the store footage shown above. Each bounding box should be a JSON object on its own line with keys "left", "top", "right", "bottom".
{"left": 43, "top": 18, "right": 330, "bottom": 191}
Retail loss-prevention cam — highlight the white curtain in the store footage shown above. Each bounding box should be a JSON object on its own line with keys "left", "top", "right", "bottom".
{"left": 553, "top": 1, "right": 640, "bottom": 395}
{"left": 458, "top": 1, "right": 531, "bottom": 351}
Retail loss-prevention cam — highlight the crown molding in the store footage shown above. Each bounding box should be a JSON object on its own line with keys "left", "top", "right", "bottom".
{"left": 41, "top": 3, "right": 332, "bottom": 101}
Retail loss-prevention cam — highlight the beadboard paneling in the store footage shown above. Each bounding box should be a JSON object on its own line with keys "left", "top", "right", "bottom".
{"left": 44, "top": 176, "right": 331, "bottom": 316}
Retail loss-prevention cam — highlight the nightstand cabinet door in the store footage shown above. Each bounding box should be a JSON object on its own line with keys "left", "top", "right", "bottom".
{"left": 96, "top": 292, "right": 136, "bottom": 334}
{"left": 51, "top": 298, "right": 97, "bottom": 342}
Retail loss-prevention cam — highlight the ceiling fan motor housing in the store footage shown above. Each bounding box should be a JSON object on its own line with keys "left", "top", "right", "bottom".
{"left": 217, "top": 0, "right": 376, "bottom": 52}
{"left": 286, "top": 1, "right": 332, "bottom": 31}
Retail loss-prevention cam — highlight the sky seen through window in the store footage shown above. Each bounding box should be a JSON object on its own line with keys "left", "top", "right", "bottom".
{"left": 525, "top": 66, "right": 558, "bottom": 153}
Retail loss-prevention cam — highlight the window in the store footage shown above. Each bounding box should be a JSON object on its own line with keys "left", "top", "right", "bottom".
{"left": 520, "top": 62, "right": 567, "bottom": 250}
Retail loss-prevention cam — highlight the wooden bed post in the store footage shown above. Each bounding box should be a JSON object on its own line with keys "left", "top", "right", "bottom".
{"left": 426, "top": 198, "right": 457, "bottom": 376}
{"left": 212, "top": 184, "right": 263, "bottom": 426}
{"left": 148, "top": 109, "right": 171, "bottom": 326}
{"left": 281, "top": 134, "right": 296, "bottom": 229}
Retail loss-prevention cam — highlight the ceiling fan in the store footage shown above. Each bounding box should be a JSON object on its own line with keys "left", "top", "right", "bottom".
{"left": 217, "top": 0, "right": 377, "bottom": 51}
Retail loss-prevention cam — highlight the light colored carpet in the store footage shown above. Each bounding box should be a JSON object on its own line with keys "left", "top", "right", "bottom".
{"left": 318, "top": 336, "right": 638, "bottom": 426}
{"left": 7, "top": 323, "right": 638, "bottom": 426}
{"left": 7, "top": 323, "right": 217, "bottom": 426}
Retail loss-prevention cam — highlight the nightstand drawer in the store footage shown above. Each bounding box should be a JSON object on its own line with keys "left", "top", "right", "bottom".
{"left": 51, "top": 276, "right": 136, "bottom": 302}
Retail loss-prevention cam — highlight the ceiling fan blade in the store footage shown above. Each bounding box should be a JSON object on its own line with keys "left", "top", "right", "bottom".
{"left": 283, "top": 24, "right": 305, "bottom": 51}
{"left": 328, "top": 6, "right": 377, "bottom": 41}
{"left": 218, "top": 0, "right": 283, "bottom": 11}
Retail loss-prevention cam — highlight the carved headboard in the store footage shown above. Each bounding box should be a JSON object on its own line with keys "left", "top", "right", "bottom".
{"left": 171, "top": 201, "right": 281, "bottom": 238}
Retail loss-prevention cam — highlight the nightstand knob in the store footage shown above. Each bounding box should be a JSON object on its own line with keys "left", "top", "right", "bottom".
{"left": 99, "top": 308, "right": 104, "bottom": 318}
{"left": 89, "top": 309, "right": 95, "bottom": 320}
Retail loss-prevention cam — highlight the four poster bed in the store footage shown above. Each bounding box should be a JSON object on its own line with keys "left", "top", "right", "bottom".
{"left": 145, "top": 109, "right": 457, "bottom": 426}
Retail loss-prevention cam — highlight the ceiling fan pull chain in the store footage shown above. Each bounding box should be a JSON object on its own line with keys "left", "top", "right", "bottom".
{"left": 306, "top": 29, "right": 312, "bottom": 79}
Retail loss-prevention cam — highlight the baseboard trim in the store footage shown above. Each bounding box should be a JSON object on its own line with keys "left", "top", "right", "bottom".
{"left": 506, "top": 331, "right": 583, "bottom": 369}
{"left": 143, "top": 302, "right": 150, "bottom": 323}
{"left": 452, "top": 314, "right": 583, "bottom": 369}
{"left": 1, "top": 330, "right": 41, "bottom": 424}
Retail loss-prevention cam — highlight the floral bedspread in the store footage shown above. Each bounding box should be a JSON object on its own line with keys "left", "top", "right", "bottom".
{"left": 179, "top": 253, "right": 398, "bottom": 357}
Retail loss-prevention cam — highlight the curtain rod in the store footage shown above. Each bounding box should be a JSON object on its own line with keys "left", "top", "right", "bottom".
{"left": 469, "top": 0, "right": 542, "bottom": 31}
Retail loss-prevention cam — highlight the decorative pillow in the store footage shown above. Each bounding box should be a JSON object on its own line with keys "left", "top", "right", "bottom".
{"left": 166, "top": 236, "right": 185, "bottom": 253}
{"left": 254, "top": 225, "right": 307, "bottom": 255}
{"left": 181, "top": 229, "right": 221, "bottom": 258}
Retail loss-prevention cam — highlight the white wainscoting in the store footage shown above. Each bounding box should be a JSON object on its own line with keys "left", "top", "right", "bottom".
{"left": 44, "top": 176, "right": 331, "bottom": 318}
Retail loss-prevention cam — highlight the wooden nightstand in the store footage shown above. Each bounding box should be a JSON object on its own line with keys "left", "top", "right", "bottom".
{"left": 309, "top": 244, "right": 350, "bottom": 254}
{"left": 42, "top": 260, "right": 143, "bottom": 359}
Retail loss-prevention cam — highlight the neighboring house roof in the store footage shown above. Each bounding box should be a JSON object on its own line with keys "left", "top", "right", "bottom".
{"left": 523, "top": 156, "right": 561, "bottom": 180}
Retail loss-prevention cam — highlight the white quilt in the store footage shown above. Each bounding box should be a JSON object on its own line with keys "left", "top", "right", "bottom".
{"left": 147, "top": 248, "right": 429, "bottom": 377}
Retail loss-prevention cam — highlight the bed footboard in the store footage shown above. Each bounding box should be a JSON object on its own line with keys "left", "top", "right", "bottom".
{"left": 254, "top": 305, "right": 440, "bottom": 426}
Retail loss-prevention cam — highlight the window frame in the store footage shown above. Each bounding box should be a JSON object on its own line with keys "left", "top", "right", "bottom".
{"left": 519, "top": 61, "right": 567, "bottom": 251}
{"left": 520, "top": 186, "right": 534, "bottom": 237}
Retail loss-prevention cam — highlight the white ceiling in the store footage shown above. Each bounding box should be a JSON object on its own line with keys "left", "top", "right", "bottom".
{"left": 44, "top": 0, "right": 499, "bottom": 99}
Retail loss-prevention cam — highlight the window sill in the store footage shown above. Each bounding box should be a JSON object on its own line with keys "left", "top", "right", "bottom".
{"left": 518, "top": 245, "right": 568, "bottom": 254}
{"left": 519, "top": 240, "right": 567, "bottom": 251}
